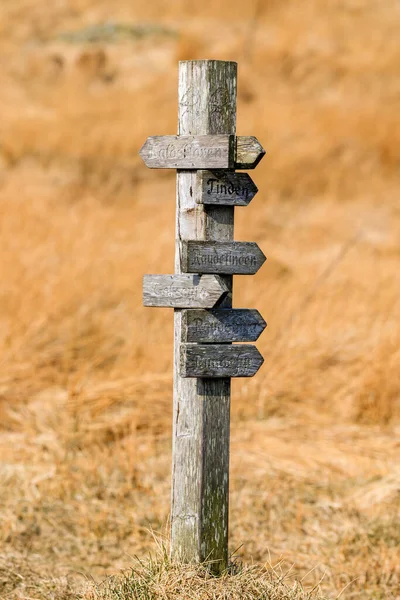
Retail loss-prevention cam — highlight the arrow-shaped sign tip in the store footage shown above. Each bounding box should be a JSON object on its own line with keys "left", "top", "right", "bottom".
{"left": 236, "top": 136, "right": 266, "bottom": 170}
{"left": 139, "top": 138, "right": 149, "bottom": 164}
{"left": 255, "top": 348, "right": 264, "bottom": 374}
{"left": 210, "top": 274, "right": 230, "bottom": 295}
{"left": 255, "top": 310, "right": 267, "bottom": 331}
{"left": 248, "top": 137, "right": 266, "bottom": 169}
{"left": 256, "top": 245, "right": 267, "bottom": 272}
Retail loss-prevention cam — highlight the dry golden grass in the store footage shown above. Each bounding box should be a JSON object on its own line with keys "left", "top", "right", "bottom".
{"left": 0, "top": 0, "right": 399, "bottom": 598}
{"left": 85, "top": 546, "right": 331, "bottom": 600}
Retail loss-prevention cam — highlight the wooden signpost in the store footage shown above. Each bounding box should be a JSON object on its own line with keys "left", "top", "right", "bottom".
{"left": 140, "top": 60, "right": 266, "bottom": 573}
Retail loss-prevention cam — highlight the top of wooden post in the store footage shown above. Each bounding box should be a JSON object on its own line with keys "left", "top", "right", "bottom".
{"left": 178, "top": 60, "right": 238, "bottom": 65}
{"left": 178, "top": 61, "right": 237, "bottom": 137}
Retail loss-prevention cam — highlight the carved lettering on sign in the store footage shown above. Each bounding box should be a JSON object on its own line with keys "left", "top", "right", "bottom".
{"left": 195, "top": 356, "right": 252, "bottom": 369}
{"left": 191, "top": 253, "right": 257, "bottom": 267}
{"left": 158, "top": 145, "right": 223, "bottom": 161}
{"left": 207, "top": 177, "right": 248, "bottom": 199}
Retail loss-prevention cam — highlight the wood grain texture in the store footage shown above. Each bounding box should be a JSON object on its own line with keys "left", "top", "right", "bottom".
{"left": 182, "top": 240, "right": 266, "bottom": 275}
{"left": 197, "top": 170, "right": 258, "bottom": 206}
{"left": 235, "top": 136, "right": 266, "bottom": 169}
{"left": 139, "top": 135, "right": 234, "bottom": 169}
{"left": 172, "top": 60, "right": 237, "bottom": 573}
{"left": 180, "top": 344, "right": 264, "bottom": 378}
{"left": 143, "top": 274, "right": 228, "bottom": 308}
{"left": 182, "top": 308, "right": 267, "bottom": 342}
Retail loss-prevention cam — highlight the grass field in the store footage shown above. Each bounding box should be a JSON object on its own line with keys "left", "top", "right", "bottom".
{"left": 0, "top": 0, "right": 399, "bottom": 598}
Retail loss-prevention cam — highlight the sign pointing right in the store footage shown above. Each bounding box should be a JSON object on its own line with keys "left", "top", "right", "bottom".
{"left": 182, "top": 308, "right": 267, "bottom": 343}
{"left": 197, "top": 171, "right": 258, "bottom": 206}
{"left": 182, "top": 241, "right": 266, "bottom": 275}
{"left": 180, "top": 344, "right": 264, "bottom": 378}
{"left": 236, "top": 136, "right": 266, "bottom": 169}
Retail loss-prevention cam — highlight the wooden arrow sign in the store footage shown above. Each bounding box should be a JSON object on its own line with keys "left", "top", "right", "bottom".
{"left": 139, "top": 135, "right": 265, "bottom": 170}
{"left": 143, "top": 274, "right": 228, "bottom": 308}
{"left": 139, "top": 135, "right": 234, "bottom": 169}
{"left": 182, "top": 309, "right": 267, "bottom": 343}
{"left": 182, "top": 241, "right": 266, "bottom": 275}
{"left": 197, "top": 171, "right": 258, "bottom": 206}
{"left": 180, "top": 344, "right": 264, "bottom": 378}
{"left": 236, "top": 136, "right": 265, "bottom": 169}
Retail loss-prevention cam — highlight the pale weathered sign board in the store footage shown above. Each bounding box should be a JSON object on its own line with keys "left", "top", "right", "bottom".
{"left": 197, "top": 171, "right": 258, "bottom": 206}
{"left": 143, "top": 274, "right": 228, "bottom": 308}
{"left": 139, "top": 134, "right": 234, "bottom": 169}
{"left": 180, "top": 343, "right": 264, "bottom": 378}
{"left": 139, "top": 135, "right": 265, "bottom": 170}
{"left": 182, "top": 308, "right": 266, "bottom": 343}
{"left": 181, "top": 240, "right": 266, "bottom": 275}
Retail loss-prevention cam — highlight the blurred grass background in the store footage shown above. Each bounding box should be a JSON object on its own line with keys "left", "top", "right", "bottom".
{"left": 0, "top": 0, "right": 399, "bottom": 598}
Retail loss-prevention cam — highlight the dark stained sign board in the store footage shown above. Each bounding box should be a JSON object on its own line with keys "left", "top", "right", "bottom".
{"left": 180, "top": 344, "right": 264, "bottom": 378}
{"left": 182, "top": 308, "right": 266, "bottom": 343}
{"left": 182, "top": 241, "right": 266, "bottom": 275}
{"left": 197, "top": 171, "right": 258, "bottom": 206}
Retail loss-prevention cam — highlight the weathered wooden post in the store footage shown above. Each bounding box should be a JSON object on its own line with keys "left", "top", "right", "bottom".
{"left": 140, "top": 60, "right": 266, "bottom": 573}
